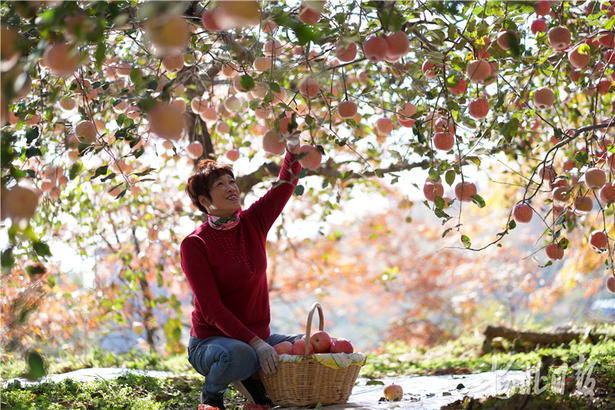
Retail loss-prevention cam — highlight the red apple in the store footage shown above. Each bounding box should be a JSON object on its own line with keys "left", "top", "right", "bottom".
{"left": 433, "top": 132, "right": 455, "bottom": 151}
{"left": 548, "top": 26, "right": 571, "bottom": 51}
{"left": 545, "top": 243, "right": 565, "bottom": 260}
{"left": 423, "top": 179, "right": 444, "bottom": 202}
{"left": 376, "top": 117, "right": 393, "bottom": 134}
{"left": 338, "top": 101, "right": 358, "bottom": 119}
{"left": 298, "top": 145, "right": 322, "bottom": 170}
{"left": 466, "top": 60, "right": 491, "bottom": 84}
{"left": 273, "top": 341, "right": 293, "bottom": 355}
{"left": 336, "top": 40, "right": 357, "bottom": 62}
{"left": 263, "top": 39, "right": 283, "bottom": 57}
{"left": 468, "top": 98, "right": 489, "bottom": 119}
{"left": 513, "top": 203, "right": 533, "bottom": 224}
{"left": 299, "top": 77, "right": 320, "bottom": 98}
{"left": 225, "top": 149, "right": 240, "bottom": 162}
{"left": 552, "top": 186, "right": 571, "bottom": 204}
{"left": 589, "top": 231, "right": 608, "bottom": 253}
{"left": 262, "top": 129, "right": 285, "bottom": 155}
{"left": 598, "top": 31, "right": 614, "bottom": 48}
{"left": 422, "top": 60, "right": 438, "bottom": 79}
{"left": 537, "top": 164, "right": 557, "bottom": 182}
{"left": 363, "top": 36, "right": 388, "bottom": 62}
{"left": 568, "top": 46, "right": 591, "bottom": 69}
{"left": 599, "top": 182, "right": 615, "bottom": 203}
{"left": 597, "top": 79, "right": 612, "bottom": 95}
{"left": 455, "top": 181, "right": 477, "bottom": 202}
{"left": 291, "top": 339, "right": 315, "bottom": 355}
{"left": 534, "top": 87, "right": 555, "bottom": 110}
{"left": 329, "top": 338, "right": 354, "bottom": 353}
{"left": 202, "top": 9, "right": 222, "bottom": 31}
{"left": 496, "top": 30, "right": 518, "bottom": 51}
{"left": 584, "top": 168, "right": 606, "bottom": 190}
{"left": 531, "top": 19, "right": 547, "bottom": 35}
{"left": 534, "top": 0, "right": 551, "bottom": 16}
{"left": 607, "top": 277, "right": 615, "bottom": 293}
{"left": 298, "top": 2, "right": 321, "bottom": 25}
{"left": 396, "top": 102, "right": 416, "bottom": 123}
{"left": 448, "top": 78, "right": 467, "bottom": 95}
{"left": 310, "top": 331, "right": 332, "bottom": 353}
{"left": 573, "top": 196, "right": 593, "bottom": 215}
{"left": 383, "top": 384, "right": 403, "bottom": 401}
{"left": 386, "top": 31, "right": 410, "bottom": 59}
{"left": 186, "top": 141, "right": 204, "bottom": 159}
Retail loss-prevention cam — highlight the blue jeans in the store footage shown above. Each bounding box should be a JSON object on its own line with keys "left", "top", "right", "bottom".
{"left": 188, "top": 333, "right": 303, "bottom": 399}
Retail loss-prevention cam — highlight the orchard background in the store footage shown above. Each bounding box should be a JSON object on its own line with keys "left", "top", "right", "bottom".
{"left": 1, "top": 0, "right": 615, "bottom": 367}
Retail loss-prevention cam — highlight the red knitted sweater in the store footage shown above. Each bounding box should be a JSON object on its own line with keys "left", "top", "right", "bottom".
{"left": 180, "top": 151, "right": 301, "bottom": 344}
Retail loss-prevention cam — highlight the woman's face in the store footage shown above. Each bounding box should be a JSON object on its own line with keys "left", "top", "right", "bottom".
{"left": 200, "top": 173, "right": 240, "bottom": 218}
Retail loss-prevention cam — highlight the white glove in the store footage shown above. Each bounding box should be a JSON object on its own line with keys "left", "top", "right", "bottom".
{"left": 251, "top": 339, "right": 279, "bottom": 375}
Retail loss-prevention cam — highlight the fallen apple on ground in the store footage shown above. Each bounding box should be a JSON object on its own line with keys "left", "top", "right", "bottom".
{"left": 383, "top": 384, "right": 403, "bottom": 401}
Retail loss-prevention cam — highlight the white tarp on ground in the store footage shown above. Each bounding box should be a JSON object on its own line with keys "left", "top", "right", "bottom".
{"left": 5, "top": 368, "right": 530, "bottom": 410}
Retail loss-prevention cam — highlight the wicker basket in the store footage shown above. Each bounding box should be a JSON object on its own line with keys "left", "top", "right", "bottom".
{"left": 259, "top": 303, "right": 364, "bottom": 407}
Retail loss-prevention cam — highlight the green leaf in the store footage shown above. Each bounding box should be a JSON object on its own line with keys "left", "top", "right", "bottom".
{"left": 493, "top": 93, "right": 505, "bottom": 111}
{"left": 428, "top": 168, "right": 440, "bottom": 181}
{"left": 574, "top": 151, "right": 589, "bottom": 164}
{"left": 240, "top": 74, "right": 255, "bottom": 91}
{"left": 445, "top": 170, "right": 456, "bottom": 186}
{"left": 294, "top": 24, "right": 322, "bottom": 46}
{"left": 69, "top": 162, "right": 83, "bottom": 180}
{"left": 578, "top": 43, "right": 591, "bottom": 55}
{"left": 294, "top": 185, "right": 305, "bottom": 196}
{"left": 25, "top": 264, "right": 45, "bottom": 277}
{"left": 470, "top": 194, "right": 486, "bottom": 208}
{"left": 442, "top": 228, "right": 453, "bottom": 238}
{"left": 461, "top": 235, "right": 471, "bottom": 248}
{"left": 95, "top": 41, "right": 106, "bottom": 69}
{"left": 130, "top": 69, "right": 143, "bottom": 84}
{"left": 366, "top": 379, "right": 385, "bottom": 386}
{"left": 25, "top": 127, "right": 39, "bottom": 144}
{"left": 434, "top": 196, "right": 445, "bottom": 210}
{"left": 1, "top": 248, "right": 15, "bottom": 273}
{"left": 91, "top": 165, "right": 109, "bottom": 180}
{"left": 26, "top": 350, "right": 45, "bottom": 380}
{"left": 32, "top": 241, "right": 51, "bottom": 257}
{"left": 558, "top": 237, "right": 569, "bottom": 249}
{"left": 434, "top": 208, "right": 451, "bottom": 220}
{"left": 25, "top": 147, "right": 42, "bottom": 158}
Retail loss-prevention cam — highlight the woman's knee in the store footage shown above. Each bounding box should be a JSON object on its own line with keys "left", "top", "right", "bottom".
{"left": 227, "top": 341, "right": 258, "bottom": 364}
{"left": 222, "top": 342, "right": 258, "bottom": 379}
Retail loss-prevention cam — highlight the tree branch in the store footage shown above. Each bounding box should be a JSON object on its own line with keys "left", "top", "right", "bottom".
{"left": 236, "top": 159, "right": 431, "bottom": 194}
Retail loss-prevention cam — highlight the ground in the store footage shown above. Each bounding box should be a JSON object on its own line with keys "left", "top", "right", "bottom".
{"left": 1, "top": 331, "right": 614, "bottom": 410}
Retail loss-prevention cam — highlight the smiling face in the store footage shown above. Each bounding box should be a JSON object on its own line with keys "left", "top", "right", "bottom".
{"left": 199, "top": 174, "right": 240, "bottom": 218}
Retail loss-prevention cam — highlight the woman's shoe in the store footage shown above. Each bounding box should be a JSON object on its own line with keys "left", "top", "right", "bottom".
{"left": 199, "top": 392, "right": 225, "bottom": 410}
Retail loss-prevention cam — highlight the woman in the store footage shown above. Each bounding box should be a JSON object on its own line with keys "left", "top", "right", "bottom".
{"left": 181, "top": 139, "right": 303, "bottom": 410}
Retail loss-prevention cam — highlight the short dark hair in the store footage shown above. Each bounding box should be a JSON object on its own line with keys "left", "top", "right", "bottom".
{"left": 185, "top": 158, "right": 234, "bottom": 214}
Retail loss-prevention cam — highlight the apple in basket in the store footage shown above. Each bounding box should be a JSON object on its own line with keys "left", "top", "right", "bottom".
{"left": 310, "top": 330, "right": 332, "bottom": 353}
{"left": 273, "top": 341, "right": 292, "bottom": 355}
{"left": 329, "top": 338, "right": 354, "bottom": 353}
{"left": 383, "top": 384, "right": 403, "bottom": 401}
{"left": 291, "top": 339, "right": 315, "bottom": 355}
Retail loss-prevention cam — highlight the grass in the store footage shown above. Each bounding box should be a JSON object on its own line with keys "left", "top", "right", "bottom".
{"left": 2, "top": 327, "right": 615, "bottom": 409}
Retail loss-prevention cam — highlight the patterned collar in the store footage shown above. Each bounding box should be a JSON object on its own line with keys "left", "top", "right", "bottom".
{"left": 208, "top": 208, "right": 242, "bottom": 230}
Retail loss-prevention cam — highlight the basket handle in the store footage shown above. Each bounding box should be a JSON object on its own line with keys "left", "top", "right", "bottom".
{"left": 304, "top": 302, "right": 324, "bottom": 357}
